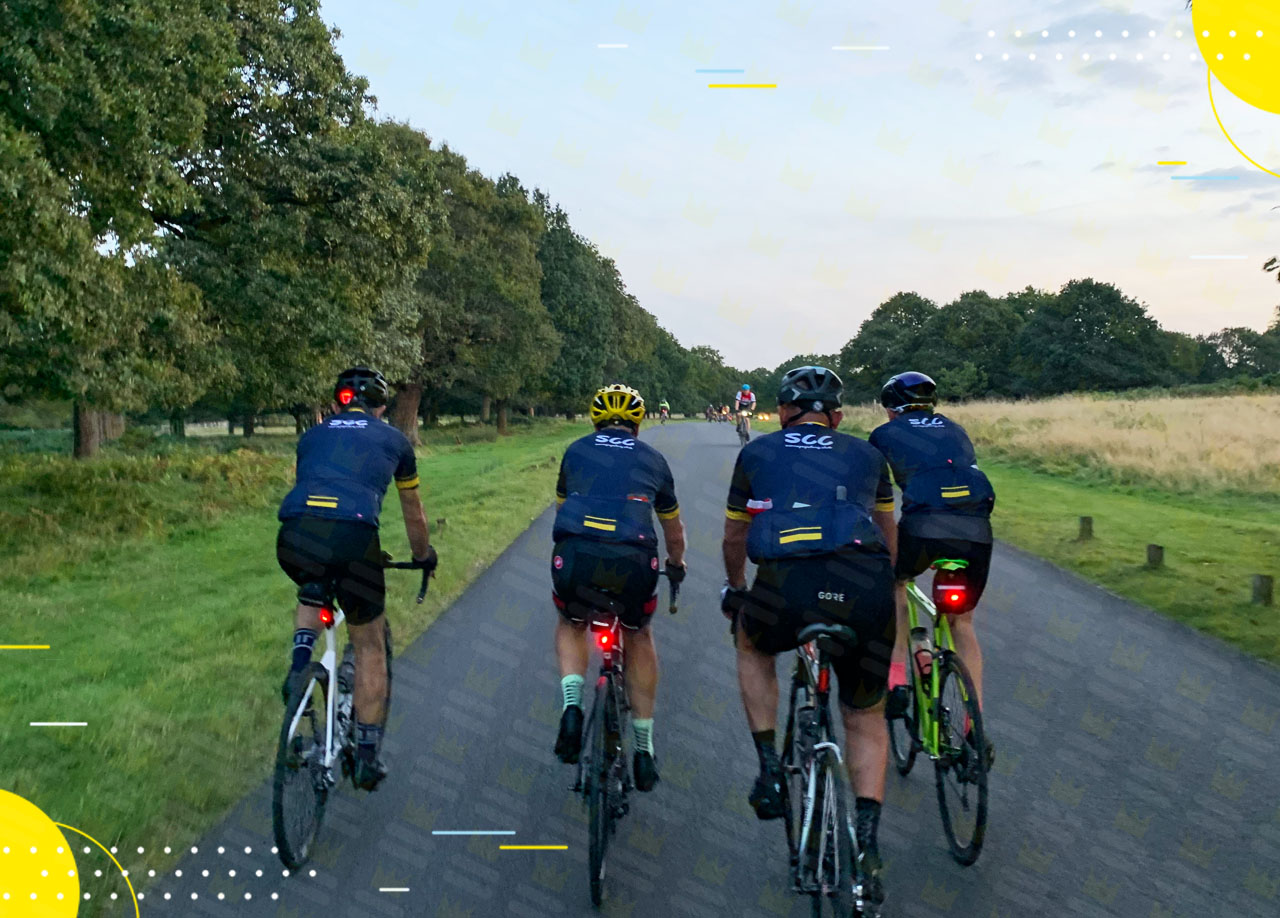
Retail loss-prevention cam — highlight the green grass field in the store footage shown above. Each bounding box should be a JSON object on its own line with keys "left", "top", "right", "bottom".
{"left": 1, "top": 420, "right": 590, "bottom": 908}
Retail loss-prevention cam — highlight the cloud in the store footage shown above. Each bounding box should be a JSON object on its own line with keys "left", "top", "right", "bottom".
{"left": 1032, "top": 9, "right": 1166, "bottom": 45}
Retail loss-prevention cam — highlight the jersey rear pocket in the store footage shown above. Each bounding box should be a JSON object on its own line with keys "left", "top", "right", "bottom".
{"left": 904, "top": 465, "right": 995, "bottom": 516}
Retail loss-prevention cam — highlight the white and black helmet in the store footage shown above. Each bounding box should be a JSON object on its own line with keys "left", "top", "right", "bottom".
{"left": 778, "top": 365, "right": 843, "bottom": 414}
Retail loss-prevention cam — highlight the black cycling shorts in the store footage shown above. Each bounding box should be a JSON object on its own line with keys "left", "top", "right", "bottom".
{"left": 552, "top": 538, "right": 660, "bottom": 631}
{"left": 894, "top": 530, "right": 992, "bottom": 610}
{"left": 277, "top": 518, "right": 385, "bottom": 625}
{"left": 738, "top": 550, "right": 896, "bottom": 709}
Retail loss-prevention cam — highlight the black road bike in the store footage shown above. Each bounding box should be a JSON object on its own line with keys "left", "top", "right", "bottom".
{"left": 780, "top": 624, "right": 881, "bottom": 917}
{"left": 573, "top": 572, "right": 679, "bottom": 906}
{"left": 272, "top": 556, "right": 430, "bottom": 869}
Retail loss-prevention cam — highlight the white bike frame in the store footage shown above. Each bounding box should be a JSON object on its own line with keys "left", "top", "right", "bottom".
{"left": 284, "top": 605, "right": 350, "bottom": 776}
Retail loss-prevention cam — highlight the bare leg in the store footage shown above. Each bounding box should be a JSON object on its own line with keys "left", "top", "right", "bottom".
{"left": 555, "top": 617, "right": 589, "bottom": 685}
{"left": 293, "top": 603, "right": 321, "bottom": 632}
{"left": 842, "top": 701, "right": 889, "bottom": 801}
{"left": 348, "top": 616, "right": 389, "bottom": 725}
{"left": 625, "top": 628, "right": 658, "bottom": 720}
{"left": 735, "top": 627, "right": 778, "bottom": 732}
{"left": 948, "top": 613, "right": 984, "bottom": 708}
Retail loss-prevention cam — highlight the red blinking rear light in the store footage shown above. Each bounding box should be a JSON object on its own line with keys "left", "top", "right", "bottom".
{"left": 337, "top": 388, "right": 355, "bottom": 406}
{"left": 598, "top": 632, "right": 610, "bottom": 648}
{"left": 949, "top": 592, "right": 961, "bottom": 604}
{"left": 318, "top": 607, "right": 334, "bottom": 627}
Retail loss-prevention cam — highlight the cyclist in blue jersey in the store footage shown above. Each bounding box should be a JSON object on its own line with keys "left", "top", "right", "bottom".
{"left": 721, "top": 366, "right": 896, "bottom": 907}
{"left": 276, "top": 367, "right": 436, "bottom": 791}
{"left": 551, "top": 384, "right": 687, "bottom": 791}
{"left": 869, "top": 372, "right": 996, "bottom": 767}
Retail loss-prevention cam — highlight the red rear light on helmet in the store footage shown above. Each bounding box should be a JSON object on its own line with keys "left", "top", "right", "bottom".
{"left": 337, "top": 387, "right": 356, "bottom": 406}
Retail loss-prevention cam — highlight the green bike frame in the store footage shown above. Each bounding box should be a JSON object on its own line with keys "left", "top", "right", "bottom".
{"left": 903, "top": 558, "right": 969, "bottom": 757}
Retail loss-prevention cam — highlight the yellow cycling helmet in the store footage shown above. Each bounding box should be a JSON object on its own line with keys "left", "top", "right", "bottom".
{"left": 590, "top": 384, "right": 646, "bottom": 427}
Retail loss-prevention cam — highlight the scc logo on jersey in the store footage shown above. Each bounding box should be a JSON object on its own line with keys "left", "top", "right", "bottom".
{"left": 908, "top": 417, "right": 945, "bottom": 428}
{"left": 329, "top": 418, "right": 369, "bottom": 428}
{"left": 594, "top": 434, "right": 635, "bottom": 449}
{"left": 784, "top": 432, "right": 834, "bottom": 449}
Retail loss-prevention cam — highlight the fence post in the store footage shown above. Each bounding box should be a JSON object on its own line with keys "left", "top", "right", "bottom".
{"left": 1078, "top": 516, "right": 1093, "bottom": 540}
{"left": 1253, "top": 574, "right": 1274, "bottom": 606}
{"left": 1146, "top": 544, "right": 1164, "bottom": 569}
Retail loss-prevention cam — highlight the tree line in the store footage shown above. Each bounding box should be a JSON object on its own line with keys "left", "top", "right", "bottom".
{"left": 0, "top": 0, "right": 748, "bottom": 457}
{"left": 4, "top": 2, "right": 1278, "bottom": 458}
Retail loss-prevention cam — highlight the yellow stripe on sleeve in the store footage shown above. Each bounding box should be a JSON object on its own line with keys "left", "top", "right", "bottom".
{"left": 725, "top": 508, "right": 752, "bottom": 523}
{"left": 656, "top": 507, "right": 680, "bottom": 520}
{"left": 395, "top": 475, "right": 420, "bottom": 490}
{"left": 875, "top": 500, "right": 896, "bottom": 512}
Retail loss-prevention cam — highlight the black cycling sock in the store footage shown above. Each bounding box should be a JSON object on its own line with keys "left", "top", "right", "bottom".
{"left": 356, "top": 721, "right": 383, "bottom": 756}
{"left": 855, "top": 797, "right": 882, "bottom": 857}
{"left": 291, "top": 629, "right": 317, "bottom": 671}
{"left": 752, "top": 729, "right": 776, "bottom": 768}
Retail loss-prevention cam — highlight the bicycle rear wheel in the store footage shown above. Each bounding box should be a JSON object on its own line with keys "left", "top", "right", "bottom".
{"left": 887, "top": 664, "right": 918, "bottom": 776}
{"left": 273, "top": 661, "right": 331, "bottom": 869}
{"left": 933, "top": 652, "right": 988, "bottom": 865}
{"left": 587, "top": 678, "right": 617, "bottom": 905}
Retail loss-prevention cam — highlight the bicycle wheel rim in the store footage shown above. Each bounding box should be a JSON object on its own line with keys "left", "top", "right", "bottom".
{"left": 933, "top": 654, "right": 988, "bottom": 865}
{"left": 588, "top": 679, "right": 612, "bottom": 905}
{"left": 816, "top": 749, "right": 851, "bottom": 916}
{"left": 272, "top": 663, "right": 330, "bottom": 869}
{"left": 887, "top": 671, "right": 918, "bottom": 776}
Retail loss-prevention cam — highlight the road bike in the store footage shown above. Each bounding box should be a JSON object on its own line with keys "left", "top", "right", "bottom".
{"left": 659, "top": 407, "right": 670, "bottom": 425}
{"left": 736, "top": 409, "right": 753, "bottom": 446}
{"left": 573, "top": 571, "right": 679, "bottom": 906}
{"left": 272, "top": 555, "right": 431, "bottom": 869}
{"left": 886, "top": 559, "right": 989, "bottom": 865}
{"left": 779, "top": 623, "right": 880, "bottom": 917}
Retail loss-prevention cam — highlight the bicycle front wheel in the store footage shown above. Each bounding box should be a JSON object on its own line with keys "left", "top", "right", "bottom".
{"left": 273, "top": 662, "right": 331, "bottom": 869}
{"left": 587, "top": 678, "right": 617, "bottom": 905}
{"left": 933, "top": 652, "right": 988, "bottom": 865}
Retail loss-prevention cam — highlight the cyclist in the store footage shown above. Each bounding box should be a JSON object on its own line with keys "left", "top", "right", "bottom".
{"left": 719, "top": 403, "right": 731, "bottom": 422}
{"left": 551, "top": 384, "right": 687, "bottom": 791}
{"left": 869, "top": 371, "right": 996, "bottom": 766}
{"left": 276, "top": 367, "right": 436, "bottom": 792}
{"left": 706, "top": 404, "right": 716, "bottom": 422}
{"left": 734, "top": 384, "right": 757, "bottom": 438}
{"left": 721, "top": 365, "right": 896, "bottom": 907}
{"left": 658, "top": 398, "right": 671, "bottom": 422}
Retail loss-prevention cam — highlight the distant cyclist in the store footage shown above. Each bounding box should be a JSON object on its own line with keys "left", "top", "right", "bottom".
{"left": 276, "top": 367, "right": 437, "bottom": 791}
{"left": 658, "top": 398, "right": 671, "bottom": 423}
{"left": 551, "top": 384, "right": 687, "bottom": 791}
{"left": 734, "top": 384, "right": 757, "bottom": 437}
{"left": 721, "top": 365, "right": 895, "bottom": 908}
{"left": 870, "top": 372, "right": 996, "bottom": 766}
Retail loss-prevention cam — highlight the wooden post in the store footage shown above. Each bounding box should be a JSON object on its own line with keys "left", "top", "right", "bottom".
{"left": 1078, "top": 516, "right": 1093, "bottom": 540}
{"left": 1253, "top": 574, "right": 1274, "bottom": 606}
{"left": 1146, "top": 544, "right": 1164, "bottom": 569}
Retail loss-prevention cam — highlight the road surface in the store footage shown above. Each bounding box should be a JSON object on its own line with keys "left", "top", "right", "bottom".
{"left": 129, "top": 420, "right": 1278, "bottom": 918}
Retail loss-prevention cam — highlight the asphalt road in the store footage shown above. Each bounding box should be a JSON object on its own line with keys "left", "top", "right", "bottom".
{"left": 130, "top": 420, "right": 1279, "bottom": 918}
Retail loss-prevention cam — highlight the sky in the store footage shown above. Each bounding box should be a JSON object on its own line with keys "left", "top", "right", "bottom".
{"left": 319, "top": 0, "right": 1280, "bottom": 369}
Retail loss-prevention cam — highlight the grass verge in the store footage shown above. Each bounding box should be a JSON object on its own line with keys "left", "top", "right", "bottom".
{"left": 1, "top": 419, "right": 590, "bottom": 911}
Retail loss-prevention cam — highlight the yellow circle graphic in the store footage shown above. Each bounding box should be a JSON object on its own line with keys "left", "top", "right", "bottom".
{"left": 0, "top": 790, "right": 79, "bottom": 917}
{"left": 1193, "top": 0, "right": 1280, "bottom": 113}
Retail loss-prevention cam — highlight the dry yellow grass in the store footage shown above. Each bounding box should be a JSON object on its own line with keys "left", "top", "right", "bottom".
{"left": 844, "top": 394, "right": 1280, "bottom": 495}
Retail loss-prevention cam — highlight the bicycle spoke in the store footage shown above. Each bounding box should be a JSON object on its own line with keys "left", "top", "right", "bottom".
{"left": 933, "top": 653, "right": 988, "bottom": 866}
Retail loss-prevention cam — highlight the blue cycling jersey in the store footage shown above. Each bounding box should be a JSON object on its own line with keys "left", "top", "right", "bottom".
{"left": 868, "top": 410, "right": 995, "bottom": 542}
{"left": 278, "top": 408, "right": 418, "bottom": 528}
{"left": 726, "top": 422, "right": 894, "bottom": 562}
{"left": 553, "top": 429, "right": 679, "bottom": 547}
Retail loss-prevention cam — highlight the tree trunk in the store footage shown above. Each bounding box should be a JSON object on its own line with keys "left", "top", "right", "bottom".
{"left": 496, "top": 399, "right": 509, "bottom": 436}
{"left": 481, "top": 394, "right": 492, "bottom": 423}
{"left": 294, "top": 411, "right": 305, "bottom": 435}
{"left": 103, "top": 413, "right": 125, "bottom": 440}
{"left": 243, "top": 413, "right": 256, "bottom": 438}
{"left": 73, "top": 403, "right": 104, "bottom": 458}
{"left": 170, "top": 411, "right": 186, "bottom": 438}
{"left": 227, "top": 417, "right": 235, "bottom": 435}
{"left": 527, "top": 405, "right": 535, "bottom": 418}
{"left": 389, "top": 383, "right": 423, "bottom": 446}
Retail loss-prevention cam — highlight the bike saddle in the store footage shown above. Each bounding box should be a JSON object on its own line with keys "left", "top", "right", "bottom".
{"left": 796, "top": 623, "right": 857, "bottom": 652}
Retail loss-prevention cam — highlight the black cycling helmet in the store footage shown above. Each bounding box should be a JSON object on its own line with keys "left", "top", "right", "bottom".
{"left": 334, "top": 366, "right": 389, "bottom": 409}
{"left": 881, "top": 371, "right": 937, "bottom": 412}
{"left": 778, "top": 365, "right": 844, "bottom": 415}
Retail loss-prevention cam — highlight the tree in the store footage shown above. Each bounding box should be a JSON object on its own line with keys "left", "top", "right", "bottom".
{"left": 839, "top": 292, "right": 938, "bottom": 400}
{"left": 914, "top": 291, "right": 1024, "bottom": 397}
{"left": 1014, "top": 279, "right": 1170, "bottom": 394}
{"left": 0, "top": 0, "right": 235, "bottom": 455}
